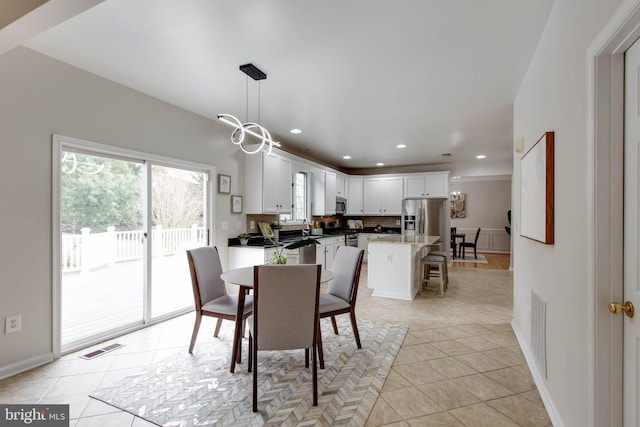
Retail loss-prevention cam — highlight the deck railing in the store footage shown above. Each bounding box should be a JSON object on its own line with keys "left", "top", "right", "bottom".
{"left": 61, "top": 225, "right": 205, "bottom": 273}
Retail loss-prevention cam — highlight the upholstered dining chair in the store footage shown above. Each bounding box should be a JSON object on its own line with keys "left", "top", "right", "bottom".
{"left": 248, "top": 264, "right": 321, "bottom": 412}
{"left": 316, "top": 246, "right": 365, "bottom": 369}
{"left": 186, "top": 246, "right": 253, "bottom": 355}
{"left": 459, "top": 227, "right": 481, "bottom": 259}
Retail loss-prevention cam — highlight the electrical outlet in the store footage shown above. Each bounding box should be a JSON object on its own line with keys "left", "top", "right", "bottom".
{"left": 250, "top": 221, "right": 255, "bottom": 229}
{"left": 395, "top": 220, "right": 400, "bottom": 226}
{"left": 5, "top": 314, "right": 21, "bottom": 334}
{"left": 237, "top": 221, "right": 242, "bottom": 230}
{"left": 221, "top": 221, "right": 228, "bottom": 231}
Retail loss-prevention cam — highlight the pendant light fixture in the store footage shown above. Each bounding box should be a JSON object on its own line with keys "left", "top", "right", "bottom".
{"left": 218, "top": 63, "right": 281, "bottom": 155}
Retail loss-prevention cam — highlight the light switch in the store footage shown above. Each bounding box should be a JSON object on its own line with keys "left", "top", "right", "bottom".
{"left": 514, "top": 137, "right": 524, "bottom": 153}
{"left": 221, "top": 222, "right": 228, "bottom": 230}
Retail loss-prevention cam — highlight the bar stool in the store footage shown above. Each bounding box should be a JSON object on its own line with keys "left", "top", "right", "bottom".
{"left": 427, "top": 250, "right": 449, "bottom": 286}
{"left": 420, "top": 254, "right": 448, "bottom": 297}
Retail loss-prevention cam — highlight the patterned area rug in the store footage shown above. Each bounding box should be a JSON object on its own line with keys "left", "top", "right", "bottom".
{"left": 453, "top": 254, "right": 488, "bottom": 264}
{"left": 90, "top": 318, "right": 406, "bottom": 426}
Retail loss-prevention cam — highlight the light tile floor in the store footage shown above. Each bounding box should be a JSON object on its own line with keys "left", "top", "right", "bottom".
{"left": 0, "top": 262, "right": 551, "bottom": 426}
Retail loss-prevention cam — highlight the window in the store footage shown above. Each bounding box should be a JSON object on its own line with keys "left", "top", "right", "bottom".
{"left": 280, "top": 171, "right": 307, "bottom": 223}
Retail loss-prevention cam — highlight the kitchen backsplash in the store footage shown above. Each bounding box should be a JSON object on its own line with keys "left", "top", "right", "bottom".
{"left": 246, "top": 214, "right": 400, "bottom": 233}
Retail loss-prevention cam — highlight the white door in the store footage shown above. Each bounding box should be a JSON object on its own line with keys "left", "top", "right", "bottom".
{"left": 623, "top": 37, "right": 640, "bottom": 427}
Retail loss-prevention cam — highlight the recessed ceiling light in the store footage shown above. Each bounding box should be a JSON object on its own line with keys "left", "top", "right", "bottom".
{"left": 396, "top": 144, "right": 407, "bottom": 149}
{"left": 452, "top": 176, "right": 461, "bottom": 179}
{"left": 343, "top": 155, "right": 351, "bottom": 160}
{"left": 290, "top": 128, "right": 302, "bottom": 134}
{"left": 376, "top": 162, "right": 384, "bottom": 166}
{"left": 476, "top": 154, "right": 486, "bottom": 159}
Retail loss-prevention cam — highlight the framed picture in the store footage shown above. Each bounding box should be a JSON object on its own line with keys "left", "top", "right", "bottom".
{"left": 218, "top": 174, "right": 231, "bottom": 194}
{"left": 520, "top": 131, "right": 554, "bottom": 244}
{"left": 231, "top": 195, "right": 243, "bottom": 214}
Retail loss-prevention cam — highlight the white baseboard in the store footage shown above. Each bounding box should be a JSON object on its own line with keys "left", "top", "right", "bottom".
{"left": 0, "top": 353, "right": 55, "bottom": 381}
{"left": 511, "top": 320, "right": 564, "bottom": 427}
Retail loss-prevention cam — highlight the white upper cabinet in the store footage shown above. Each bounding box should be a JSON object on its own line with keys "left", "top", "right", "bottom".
{"left": 336, "top": 174, "right": 346, "bottom": 197}
{"left": 245, "top": 151, "right": 292, "bottom": 214}
{"left": 363, "top": 177, "right": 403, "bottom": 215}
{"left": 312, "top": 170, "right": 336, "bottom": 215}
{"left": 403, "top": 173, "right": 448, "bottom": 198}
{"left": 346, "top": 177, "right": 364, "bottom": 215}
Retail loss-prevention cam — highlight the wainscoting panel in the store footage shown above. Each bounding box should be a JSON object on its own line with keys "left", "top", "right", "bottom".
{"left": 454, "top": 227, "right": 511, "bottom": 253}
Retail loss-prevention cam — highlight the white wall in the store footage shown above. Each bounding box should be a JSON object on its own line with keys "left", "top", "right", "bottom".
{"left": 512, "top": 0, "right": 623, "bottom": 425}
{"left": 450, "top": 178, "right": 511, "bottom": 230}
{"left": 0, "top": 47, "right": 244, "bottom": 373}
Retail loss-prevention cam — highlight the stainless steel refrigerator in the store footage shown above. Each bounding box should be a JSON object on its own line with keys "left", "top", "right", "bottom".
{"left": 402, "top": 197, "right": 447, "bottom": 249}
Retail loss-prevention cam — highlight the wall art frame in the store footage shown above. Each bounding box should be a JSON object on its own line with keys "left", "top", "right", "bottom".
{"left": 218, "top": 174, "right": 231, "bottom": 194}
{"left": 231, "top": 195, "right": 243, "bottom": 214}
{"left": 520, "top": 131, "right": 554, "bottom": 244}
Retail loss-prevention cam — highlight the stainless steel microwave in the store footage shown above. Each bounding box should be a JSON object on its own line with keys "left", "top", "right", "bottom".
{"left": 336, "top": 196, "right": 346, "bottom": 214}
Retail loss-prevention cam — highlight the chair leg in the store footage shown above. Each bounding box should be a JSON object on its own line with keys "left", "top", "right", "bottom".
{"left": 213, "top": 318, "right": 223, "bottom": 337}
{"left": 305, "top": 348, "right": 310, "bottom": 368}
{"left": 330, "top": 316, "right": 339, "bottom": 335}
{"left": 349, "top": 311, "right": 362, "bottom": 348}
{"left": 438, "top": 264, "right": 445, "bottom": 297}
{"left": 252, "top": 335, "right": 258, "bottom": 412}
{"left": 474, "top": 246, "right": 478, "bottom": 259}
{"left": 236, "top": 331, "right": 243, "bottom": 364}
{"left": 189, "top": 313, "right": 202, "bottom": 354}
{"left": 248, "top": 332, "right": 253, "bottom": 372}
{"left": 316, "top": 323, "right": 325, "bottom": 369}
{"left": 312, "top": 342, "right": 318, "bottom": 406}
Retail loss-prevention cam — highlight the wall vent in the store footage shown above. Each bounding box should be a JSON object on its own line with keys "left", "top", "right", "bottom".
{"left": 531, "top": 290, "right": 547, "bottom": 378}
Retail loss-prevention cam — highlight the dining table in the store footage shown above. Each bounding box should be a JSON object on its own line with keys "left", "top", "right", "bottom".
{"left": 221, "top": 265, "right": 335, "bottom": 373}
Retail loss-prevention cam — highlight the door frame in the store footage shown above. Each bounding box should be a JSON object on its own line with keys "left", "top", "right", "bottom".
{"left": 52, "top": 134, "right": 215, "bottom": 357}
{"left": 588, "top": 1, "right": 640, "bottom": 425}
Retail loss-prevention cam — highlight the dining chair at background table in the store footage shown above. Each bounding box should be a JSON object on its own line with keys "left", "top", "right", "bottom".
{"left": 316, "top": 246, "right": 365, "bottom": 369}
{"left": 248, "top": 264, "right": 322, "bottom": 412}
{"left": 459, "top": 227, "right": 481, "bottom": 259}
{"left": 186, "top": 246, "right": 253, "bottom": 355}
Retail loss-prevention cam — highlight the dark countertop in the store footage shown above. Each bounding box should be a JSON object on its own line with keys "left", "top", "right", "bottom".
{"left": 228, "top": 227, "right": 401, "bottom": 248}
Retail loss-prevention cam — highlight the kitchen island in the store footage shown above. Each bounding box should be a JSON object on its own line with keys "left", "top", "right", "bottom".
{"left": 368, "top": 235, "right": 441, "bottom": 300}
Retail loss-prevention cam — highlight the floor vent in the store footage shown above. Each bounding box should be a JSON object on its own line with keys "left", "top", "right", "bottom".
{"left": 531, "top": 291, "right": 547, "bottom": 378}
{"left": 80, "top": 343, "right": 125, "bottom": 360}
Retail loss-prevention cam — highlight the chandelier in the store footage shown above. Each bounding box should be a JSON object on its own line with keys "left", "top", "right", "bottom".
{"left": 218, "top": 63, "right": 281, "bottom": 155}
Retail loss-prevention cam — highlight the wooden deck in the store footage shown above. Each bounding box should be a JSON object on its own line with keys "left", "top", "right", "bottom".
{"left": 61, "top": 253, "right": 194, "bottom": 350}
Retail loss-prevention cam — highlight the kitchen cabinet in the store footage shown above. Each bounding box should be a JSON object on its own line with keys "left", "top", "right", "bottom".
{"left": 316, "top": 235, "right": 344, "bottom": 270}
{"left": 346, "top": 177, "right": 364, "bottom": 215}
{"left": 363, "top": 177, "right": 403, "bottom": 215}
{"left": 312, "top": 171, "right": 336, "bottom": 215}
{"left": 245, "top": 151, "right": 292, "bottom": 214}
{"left": 403, "top": 173, "right": 448, "bottom": 198}
{"left": 336, "top": 174, "right": 346, "bottom": 197}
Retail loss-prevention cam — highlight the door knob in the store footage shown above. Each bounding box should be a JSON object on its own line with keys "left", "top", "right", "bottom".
{"left": 609, "top": 301, "right": 634, "bottom": 318}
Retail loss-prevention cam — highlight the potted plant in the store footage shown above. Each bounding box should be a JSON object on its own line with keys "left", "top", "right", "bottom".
{"left": 269, "top": 245, "right": 287, "bottom": 264}
{"left": 238, "top": 233, "right": 251, "bottom": 246}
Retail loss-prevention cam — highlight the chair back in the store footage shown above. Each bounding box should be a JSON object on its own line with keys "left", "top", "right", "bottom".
{"left": 253, "top": 264, "right": 321, "bottom": 351}
{"left": 328, "top": 246, "right": 365, "bottom": 304}
{"left": 186, "top": 247, "right": 228, "bottom": 310}
{"left": 473, "top": 227, "right": 481, "bottom": 244}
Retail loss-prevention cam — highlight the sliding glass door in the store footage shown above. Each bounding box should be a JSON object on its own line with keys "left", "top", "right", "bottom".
{"left": 60, "top": 150, "right": 145, "bottom": 350}
{"left": 56, "top": 138, "right": 212, "bottom": 353}
{"left": 150, "top": 165, "right": 207, "bottom": 319}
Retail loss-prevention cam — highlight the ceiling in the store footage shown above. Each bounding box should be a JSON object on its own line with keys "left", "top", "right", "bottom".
{"left": 15, "top": 0, "right": 554, "bottom": 171}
